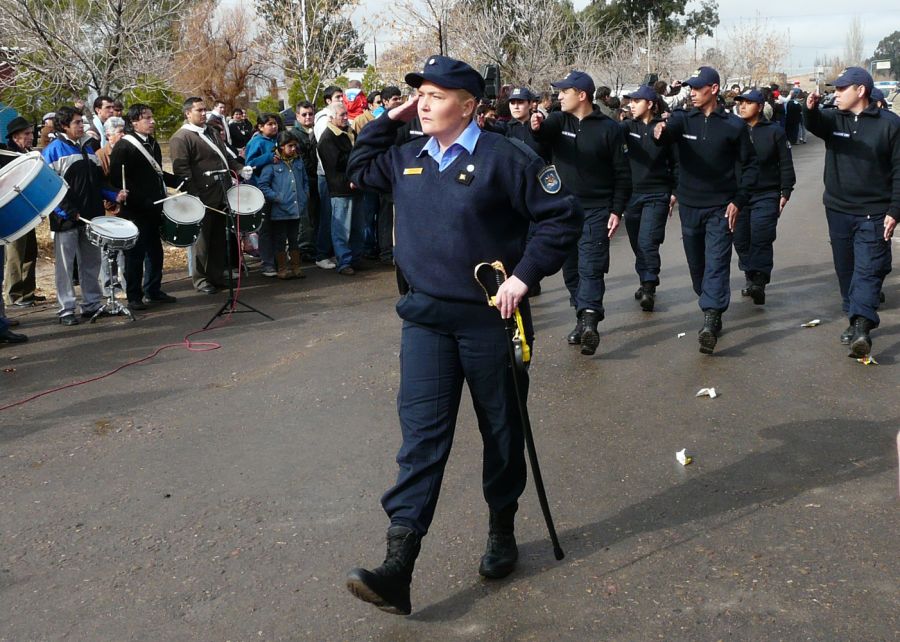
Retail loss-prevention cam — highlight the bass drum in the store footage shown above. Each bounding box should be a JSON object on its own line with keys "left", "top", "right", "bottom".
{"left": 0, "top": 151, "right": 68, "bottom": 244}
{"left": 160, "top": 193, "right": 205, "bottom": 247}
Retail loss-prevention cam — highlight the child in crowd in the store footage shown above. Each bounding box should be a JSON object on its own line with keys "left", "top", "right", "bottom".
{"left": 257, "top": 131, "right": 313, "bottom": 279}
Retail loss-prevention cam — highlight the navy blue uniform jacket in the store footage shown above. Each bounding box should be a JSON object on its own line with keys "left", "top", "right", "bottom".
{"left": 656, "top": 106, "right": 759, "bottom": 209}
{"left": 744, "top": 118, "right": 795, "bottom": 198}
{"left": 347, "top": 114, "right": 583, "bottom": 304}
{"left": 620, "top": 117, "right": 677, "bottom": 194}
{"left": 804, "top": 101, "right": 900, "bottom": 217}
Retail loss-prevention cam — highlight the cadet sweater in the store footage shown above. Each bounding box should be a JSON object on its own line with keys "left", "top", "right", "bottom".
{"left": 804, "top": 102, "right": 900, "bottom": 217}
{"left": 347, "top": 114, "right": 582, "bottom": 304}
{"left": 656, "top": 106, "right": 759, "bottom": 209}
{"left": 745, "top": 118, "right": 795, "bottom": 198}
{"left": 620, "top": 117, "right": 677, "bottom": 194}
{"left": 532, "top": 108, "right": 631, "bottom": 212}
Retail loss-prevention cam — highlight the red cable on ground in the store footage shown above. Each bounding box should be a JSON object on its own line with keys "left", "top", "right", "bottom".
{"left": 1, "top": 172, "right": 252, "bottom": 413}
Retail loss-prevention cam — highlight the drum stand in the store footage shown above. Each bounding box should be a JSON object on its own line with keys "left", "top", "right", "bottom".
{"left": 90, "top": 243, "right": 135, "bottom": 323}
{"left": 203, "top": 172, "right": 273, "bottom": 329}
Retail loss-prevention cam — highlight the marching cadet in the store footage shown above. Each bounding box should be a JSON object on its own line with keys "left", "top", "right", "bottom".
{"left": 653, "top": 66, "right": 759, "bottom": 354}
{"left": 344, "top": 55, "right": 581, "bottom": 615}
{"left": 531, "top": 70, "right": 631, "bottom": 356}
{"left": 804, "top": 67, "right": 898, "bottom": 358}
{"left": 733, "top": 88, "right": 796, "bottom": 305}
{"left": 620, "top": 85, "right": 677, "bottom": 311}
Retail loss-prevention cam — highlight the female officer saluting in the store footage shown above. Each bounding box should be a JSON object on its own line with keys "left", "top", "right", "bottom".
{"left": 344, "top": 55, "right": 581, "bottom": 615}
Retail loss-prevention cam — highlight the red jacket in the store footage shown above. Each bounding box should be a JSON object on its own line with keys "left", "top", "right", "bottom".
{"left": 344, "top": 90, "right": 368, "bottom": 120}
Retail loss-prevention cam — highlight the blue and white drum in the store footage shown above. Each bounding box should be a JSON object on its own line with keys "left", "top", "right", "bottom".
{"left": 0, "top": 151, "right": 67, "bottom": 244}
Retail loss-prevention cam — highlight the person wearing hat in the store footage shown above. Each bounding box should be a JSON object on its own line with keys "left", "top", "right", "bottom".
{"left": 530, "top": 70, "right": 631, "bottom": 356}
{"left": 1, "top": 117, "right": 45, "bottom": 309}
{"left": 344, "top": 54, "right": 581, "bottom": 615}
{"left": 733, "top": 89, "right": 796, "bottom": 305}
{"left": 653, "top": 66, "right": 759, "bottom": 354}
{"left": 804, "top": 67, "right": 898, "bottom": 358}
{"left": 504, "top": 86, "right": 548, "bottom": 161}
{"left": 619, "top": 84, "right": 677, "bottom": 312}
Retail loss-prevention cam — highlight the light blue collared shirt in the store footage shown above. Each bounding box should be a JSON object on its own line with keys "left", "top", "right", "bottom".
{"left": 418, "top": 119, "right": 481, "bottom": 172}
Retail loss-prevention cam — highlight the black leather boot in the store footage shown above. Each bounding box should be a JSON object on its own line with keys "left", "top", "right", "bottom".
{"left": 639, "top": 282, "right": 656, "bottom": 312}
{"left": 634, "top": 285, "right": 644, "bottom": 300}
{"left": 478, "top": 504, "right": 518, "bottom": 579}
{"left": 566, "top": 311, "right": 584, "bottom": 345}
{"left": 580, "top": 309, "right": 601, "bottom": 355}
{"left": 346, "top": 525, "right": 421, "bottom": 615}
{"left": 748, "top": 272, "right": 766, "bottom": 305}
{"left": 840, "top": 324, "right": 853, "bottom": 345}
{"left": 740, "top": 274, "right": 752, "bottom": 297}
{"left": 698, "top": 309, "right": 721, "bottom": 354}
{"left": 848, "top": 316, "right": 875, "bottom": 358}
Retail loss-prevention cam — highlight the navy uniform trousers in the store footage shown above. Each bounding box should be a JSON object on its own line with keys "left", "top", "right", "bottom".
{"left": 733, "top": 192, "right": 780, "bottom": 284}
{"left": 381, "top": 290, "right": 530, "bottom": 536}
{"left": 679, "top": 203, "right": 733, "bottom": 312}
{"left": 562, "top": 204, "right": 612, "bottom": 315}
{"left": 624, "top": 192, "right": 669, "bottom": 285}
{"left": 825, "top": 209, "right": 892, "bottom": 327}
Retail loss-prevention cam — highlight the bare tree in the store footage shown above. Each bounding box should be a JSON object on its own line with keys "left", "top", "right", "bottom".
{"left": 844, "top": 16, "right": 865, "bottom": 67}
{"left": 723, "top": 14, "right": 789, "bottom": 86}
{"left": 172, "top": 0, "right": 269, "bottom": 110}
{"left": 0, "top": 0, "right": 187, "bottom": 100}
{"left": 390, "top": 0, "right": 457, "bottom": 56}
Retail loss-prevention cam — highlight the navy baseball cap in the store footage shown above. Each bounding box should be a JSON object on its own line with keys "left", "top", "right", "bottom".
{"left": 508, "top": 87, "right": 533, "bottom": 101}
{"left": 870, "top": 87, "right": 885, "bottom": 102}
{"left": 405, "top": 55, "right": 485, "bottom": 100}
{"left": 733, "top": 89, "right": 765, "bottom": 104}
{"left": 624, "top": 85, "right": 658, "bottom": 101}
{"left": 551, "top": 71, "right": 595, "bottom": 96}
{"left": 685, "top": 66, "right": 720, "bottom": 88}
{"left": 833, "top": 66, "right": 874, "bottom": 94}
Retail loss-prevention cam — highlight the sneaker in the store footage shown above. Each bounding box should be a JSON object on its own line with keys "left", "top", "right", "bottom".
{"left": 261, "top": 266, "right": 278, "bottom": 277}
{"left": 316, "top": 258, "right": 337, "bottom": 270}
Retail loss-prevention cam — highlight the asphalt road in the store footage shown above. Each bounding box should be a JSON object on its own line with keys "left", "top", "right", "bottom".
{"left": 1, "top": 136, "right": 898, "bottom": 641}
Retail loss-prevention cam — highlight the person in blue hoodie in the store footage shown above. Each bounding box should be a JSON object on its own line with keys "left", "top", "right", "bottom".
{"left": 243, "top": 112, "right": 282, "bottom": 275}
{"left": 257, "top": 131, "right": 312, "bottom": 279}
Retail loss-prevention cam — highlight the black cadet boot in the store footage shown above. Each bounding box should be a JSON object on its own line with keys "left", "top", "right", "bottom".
{"left": 848, "top": 316, "right": 875, "bottom": 359}
{"left": 639, "top": 282, "right": 656, "bottom": 312}
{"left": 840, "top": 324, "right": 853, "bottom": 345}
{"left": 634, "top": 285, "right": 644, "bottom": 300}
{"left": 698, "top": 309, "right": 721, "bottom": 355}
{"left": 566, "top": 311, "right": 584, "bottom": 345}
{"left": 478, "top": 504, "right": 518, "bottom": 579}
{"left": 748, "top": 272, "right": 766, "bottom": 305}
{"left": 346, "top": 525, "right": 421, "bottom": 615}
{"left": 741, "top": 273, "right": 752, "bottom": 297}
{"left": 580, "top": 309, "right": 601, "bottom": 355}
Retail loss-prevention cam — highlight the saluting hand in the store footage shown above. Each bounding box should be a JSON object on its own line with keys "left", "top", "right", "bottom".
{"left": 388, "top": 95, "right": 419, "bottom": 123}
{"left": 653, "top": 121, "right": 666, "bottom": 140}
{"left": 495, "top": 275, "right": 528, "bottom": 319}
{"left": 806, "top": 91, "right": 820, "bottom": 111}
{"left": 608, "top": 213, "right": 620, "bottom": 239}
{"left": 530, "top": 112, "right": 544, "bottom": 131}
{"left": 725, "top": 202, "right": 740, "bottom": 232}
{"left": 885, "top": 215, "right": 897, "bottom": 242}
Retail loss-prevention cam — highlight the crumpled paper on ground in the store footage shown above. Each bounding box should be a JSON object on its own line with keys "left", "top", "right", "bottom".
{"left": 696, "top": 387, "right": 717, "bottom": 399}
{"left": 676, "top": 449, "right": 693, "bottom": 466}
{"left": 800, "top": 319, "right": 821, "bottom": 328}
{"left": 856, "top": 355, "right": 878, "bottom": 365}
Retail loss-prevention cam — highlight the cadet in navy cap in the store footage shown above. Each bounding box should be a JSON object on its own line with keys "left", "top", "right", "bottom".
{"left": 531, "top": 69, "right": 631, "bottom": 356}
{"left": 653, "top": 66, "right": 759, "bottom": 354}
{"left": 344, "top": 54, "right": 581, "bottom": 615}
{"left": 733, "top": 89, "right": 796, "bottom": 306}
{"left": 620, "top": 84, "right": 677, "bottom": 312}
{"left": 505, "top": 86, "right": 548, "bottom": 160}
{"left": 804, "top": 67, "right": 898, "bottom": 358}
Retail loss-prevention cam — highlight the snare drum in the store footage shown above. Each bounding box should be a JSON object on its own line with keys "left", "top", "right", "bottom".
{"left": 0, "top": 151, "right": 68, "bottom": 244}
{"left": 87, "top": 217, "right": 139, "bottom": 251}
{"left": 161, "top": 193, "right": 205, "bottom": 246}
{"left": 226, "top": 184, "right": 265, "bottom": 233}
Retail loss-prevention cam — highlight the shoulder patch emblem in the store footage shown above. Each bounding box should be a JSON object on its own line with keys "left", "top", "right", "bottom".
{"left": 538, "top": 165, "right": 562, "bottom": 194}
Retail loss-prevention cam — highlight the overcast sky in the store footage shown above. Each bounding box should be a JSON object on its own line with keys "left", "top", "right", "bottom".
{"left": 357, "top": 0, "right": 900, "bottom": 74}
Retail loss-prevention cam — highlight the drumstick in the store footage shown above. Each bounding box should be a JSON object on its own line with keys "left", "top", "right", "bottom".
{"left": 121, "top": 164, "right": 126, "bottom": 192}
{"left": 151, "top": 192, "right": 228, "bottom": 216}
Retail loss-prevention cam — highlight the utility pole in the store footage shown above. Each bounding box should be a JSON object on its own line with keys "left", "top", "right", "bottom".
{"left": 373, "top": 36, "right": 377, "bottom": 68}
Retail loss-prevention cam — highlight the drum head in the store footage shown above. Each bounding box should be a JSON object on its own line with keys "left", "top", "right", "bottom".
{"left": 0, "top": 153, "right": 43, "bottom": 208}
{"left": 227, "top": 185, "right": 265, "bottom": 215}
{"left": 90, "top": 217, "right": 139, "bottom": 239}
{"left": 163, "top": 194, "right": 205, "bottom": 223}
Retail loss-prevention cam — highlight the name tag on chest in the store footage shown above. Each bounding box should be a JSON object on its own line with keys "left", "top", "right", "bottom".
{"left": 629, "top": 132, "right": 641, "bottom": 139}
{"left": 403, "top": 167, "right": 424, "bottom": 175}
{"left": 832, "top": 132, "right": 851, "bottom": 139}
{"left": 682, "top": 134, "right": 698, "bottom": 140}
{"left": 562, "top": 131, "right": 577, "bottom": 139}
